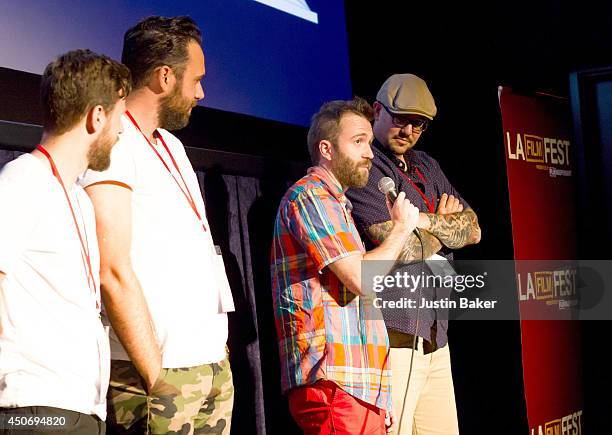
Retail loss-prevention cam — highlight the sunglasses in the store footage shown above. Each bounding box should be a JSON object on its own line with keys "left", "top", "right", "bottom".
{"left": 381, "top": 104, "right": 429, "bottom": 132}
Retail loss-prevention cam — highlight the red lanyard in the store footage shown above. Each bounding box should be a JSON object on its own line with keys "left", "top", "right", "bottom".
{"left": 125, "top": 111, "right": 207, "bottom": 232}
{"left": 396, "top": 166, "right": 436, "bottom": 213}
{"left": 37, "top": 145, "right": 99, "bottom": 309}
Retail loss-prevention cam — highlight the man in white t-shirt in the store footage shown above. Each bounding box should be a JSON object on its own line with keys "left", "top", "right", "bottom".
{"left": 80, "top": 16, "right": 234, "bottom": 435}
{"left": 0, "top": 50, "right": 129, "bottom": 434}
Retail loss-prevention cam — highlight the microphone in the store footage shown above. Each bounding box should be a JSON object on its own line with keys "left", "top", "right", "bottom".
{"left": 378, "top": 177, "right": 422, "bottom": 240}
{"left": 377, "top": 177, "right": 399, "bottom": 204}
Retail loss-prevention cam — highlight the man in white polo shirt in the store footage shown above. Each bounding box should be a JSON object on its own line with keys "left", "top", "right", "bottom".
{"left": 0, "top": 49, "right": 130, "bottom": 434}
{"left": 80, "top": 16, "right": 234, "bottom": 435}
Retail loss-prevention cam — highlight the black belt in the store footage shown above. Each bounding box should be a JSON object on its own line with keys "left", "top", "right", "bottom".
{"left": 388, "top": 328, "right": 439, "bottom": 355}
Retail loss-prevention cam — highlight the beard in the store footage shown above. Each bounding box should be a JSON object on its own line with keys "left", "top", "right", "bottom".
{"left": 158, "top": 83, "right": 195, "bottom": 131}
{"left": 87, "top": 122, "right": 115, "bottom": 171}
{"left": 330, "top": 147, "right": 372, "bottom": 189}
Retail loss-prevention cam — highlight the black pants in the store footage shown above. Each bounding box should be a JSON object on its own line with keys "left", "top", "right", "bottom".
{"left": 0, "top": 406, "right": 105, "bottom": 434}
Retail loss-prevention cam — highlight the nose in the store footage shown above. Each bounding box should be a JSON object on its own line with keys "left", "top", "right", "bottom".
{"left": 195, "top": 82, "right": 204, "bottom": 100}
{"left": 400, "top": 123, "right": 413, "bottom": 135}
{"left": 364, "top": 143, "right": 374, "bottom": 160}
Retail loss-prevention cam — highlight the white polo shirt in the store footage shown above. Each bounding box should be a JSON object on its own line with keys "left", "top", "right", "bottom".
{"left": 80, "top": 115, "right": 228, "bottom": 368}
{"left": 0, "top": 154, "right": 108, "bottom": 419}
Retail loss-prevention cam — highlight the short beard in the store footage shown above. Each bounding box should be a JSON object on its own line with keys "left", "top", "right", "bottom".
{"left": 158, "top": 81, "right": 194, "bottom": 131}
{"left": 330, "top": 148, "right": 371, "bottom": 189}
{"left": 87, "top": 123, "right": 114, "bottom": 171}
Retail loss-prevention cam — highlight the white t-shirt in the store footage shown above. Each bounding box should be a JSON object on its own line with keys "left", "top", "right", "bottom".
{"left": 80, "top": 115, "right": 228, "bottom": 368}
{"left": 0, "top": 154, "right": 109, "bottom": 419}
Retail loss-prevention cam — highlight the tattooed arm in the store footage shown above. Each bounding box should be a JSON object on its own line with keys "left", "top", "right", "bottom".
{"left": 366, "top": 192, "right": 480, "bottom": 259}
{"left": 418, "top": 208, "right": 481, "bottom": 249}
{"left": 368, "top": 220, "right": 443, "bottom": 263}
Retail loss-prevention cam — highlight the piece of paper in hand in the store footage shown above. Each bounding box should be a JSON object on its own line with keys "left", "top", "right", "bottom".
{"left": 425, "top": 253, "right": 457, "bottom": 277}
{"left": 214, "top": 246, "right": 235, "bottom": 313}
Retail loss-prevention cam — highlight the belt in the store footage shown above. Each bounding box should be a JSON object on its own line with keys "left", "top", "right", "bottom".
{"left": 388, "top": 329, "right": 439, "bottom": 355}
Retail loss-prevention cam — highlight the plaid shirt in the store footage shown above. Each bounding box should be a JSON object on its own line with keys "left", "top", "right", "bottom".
{"left": 270, "top": 166, "right": 392, "bottom": 411}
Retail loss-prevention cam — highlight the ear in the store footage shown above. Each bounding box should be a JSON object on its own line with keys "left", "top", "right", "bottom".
{"left": 154, "top": 65, "right": 176, "bottom": 94}
{"left": 318, "top": 139, "right": 333, "bottom": 162}
{"left": 372, "top": 101, "right": 383, "bottom": 121}
{"left": 85, "top": 105, "right": 107, "bottom": 135}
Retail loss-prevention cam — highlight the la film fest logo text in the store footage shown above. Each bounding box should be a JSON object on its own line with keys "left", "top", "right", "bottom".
{"left": 531, "top": 410, "right": 582, "bottom": 435}
{"left": 370, "top": 271, "right": 495, "bottom": 310}
{"left": 518, "top": 268, "right": 577, "bottom": 309}
{"left": 506, "top": 132, "right": 572, "bottom": 177}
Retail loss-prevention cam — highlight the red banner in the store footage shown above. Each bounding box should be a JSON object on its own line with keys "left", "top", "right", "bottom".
{"left": 499, "top": 87, "right": 583, "bottom": 434}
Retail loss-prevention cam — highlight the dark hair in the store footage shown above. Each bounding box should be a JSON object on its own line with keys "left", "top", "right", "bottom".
{"left": 122, "top": 16, "right": 202, "bottom": 89}
{"left": 40, "top": 49, "right": 131, "bottom": 135}
{"left": 307, "top": 97, "right": 373, "bottom": 164}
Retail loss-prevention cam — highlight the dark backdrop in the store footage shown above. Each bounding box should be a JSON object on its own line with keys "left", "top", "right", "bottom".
{"left": 345, "top": 2, "right": 612, "bottom": 434}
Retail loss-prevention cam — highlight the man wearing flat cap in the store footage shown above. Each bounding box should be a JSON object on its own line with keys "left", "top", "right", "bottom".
{"left": 347, "top": 74, "right": 481, "bottom": 434}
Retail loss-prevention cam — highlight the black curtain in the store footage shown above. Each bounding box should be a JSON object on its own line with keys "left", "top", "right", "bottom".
{"left": 0, "top": 150, "right": 22, "bottom": 167}
{"left": 198, "top": 168, "right": 300, "bottom": 435}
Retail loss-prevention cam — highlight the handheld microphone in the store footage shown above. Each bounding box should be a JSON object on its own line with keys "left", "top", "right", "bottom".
{"left": 378, "top": 176, "right": 421, "bottom": 240}
{"left": 377, "top": 177, "right": 398, "bottom": 204}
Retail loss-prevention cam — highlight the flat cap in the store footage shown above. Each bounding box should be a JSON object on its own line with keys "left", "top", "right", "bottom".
{"left": 376, "top": 73, "right": 437, "bottom": 120}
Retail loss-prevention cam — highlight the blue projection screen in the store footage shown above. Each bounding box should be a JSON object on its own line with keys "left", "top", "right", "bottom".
{"left": 0, "top": 0, "right": 351, "bottom": 126}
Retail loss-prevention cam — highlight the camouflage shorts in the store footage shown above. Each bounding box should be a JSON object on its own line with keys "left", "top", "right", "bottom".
{"left": 107, "top": 356, "right": 234, "bottom": 435}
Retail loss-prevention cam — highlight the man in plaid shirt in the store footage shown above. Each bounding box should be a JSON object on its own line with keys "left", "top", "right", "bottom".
{"left": 271, "top": 97, "right": 420, "bottom": 434}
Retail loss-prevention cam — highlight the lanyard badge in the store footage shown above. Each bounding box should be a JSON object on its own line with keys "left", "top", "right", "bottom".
{"left": 126, "top": 111, "right": 207, "bottom": 233}
{"left": 37, "top": 145, "right": 99, "bottom": 310}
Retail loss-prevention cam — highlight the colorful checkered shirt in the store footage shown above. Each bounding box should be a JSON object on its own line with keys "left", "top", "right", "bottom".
{"left": 270, "top": 166, "right": 392, "bottom": 411}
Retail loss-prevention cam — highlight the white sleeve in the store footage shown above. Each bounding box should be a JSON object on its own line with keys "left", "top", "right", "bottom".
{"left": 0, "top": 175, "right": 43, "bottom": 275}
{"left": 78, "top": 135, "right": 137, "bottom": 190}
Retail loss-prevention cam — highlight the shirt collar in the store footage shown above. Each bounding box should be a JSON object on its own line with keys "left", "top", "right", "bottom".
{"left": 307, "top": 165, "right": 349, "bottom": 205}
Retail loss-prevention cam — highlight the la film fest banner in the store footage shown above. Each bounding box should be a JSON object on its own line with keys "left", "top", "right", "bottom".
{"left": 499, "top": 87, "right": 583, "bottom": 435}
{"left": 356, "top": 87, "right": 607, "bottom": 433}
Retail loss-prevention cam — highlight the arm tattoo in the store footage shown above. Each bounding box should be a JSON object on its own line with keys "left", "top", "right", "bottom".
{"left": 425, "top": 209, "right": 481, "bottom": 249}
{"left": 368, "top": 221, "right": 442, "bottom": 262}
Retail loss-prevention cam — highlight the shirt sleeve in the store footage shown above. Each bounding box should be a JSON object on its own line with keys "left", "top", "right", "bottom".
{"left": 0, "top": 174, "right": 44, "bottom": 275}
{"left": 78, "top": 135, "right": 136, "bottom": 190}
{"left": 284, "top": 188, "right": 363, "bottom": 272}
{"left": 429, "top": 157, "right": 471, "bottom": 210}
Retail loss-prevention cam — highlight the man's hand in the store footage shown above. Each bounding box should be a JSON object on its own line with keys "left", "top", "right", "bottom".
{"left": 368, "top": 191, "right": 443, "bottom": 263}
{"left": 387, "top": 191, "right": 420, "bottom": 235}
{"left": 385, "top": 408, "right": 396, "bottom": 433}
{"left": 437, "top": 193, "right": 463, "bottom": 214}
{"left": 416, "top": 192, "right": 466, "bottom": 232}
{"left": 143, "top": 360, "right": 162, "bottom": 392}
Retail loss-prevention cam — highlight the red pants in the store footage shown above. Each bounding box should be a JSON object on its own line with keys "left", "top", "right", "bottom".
{"left": 288, "top": 380, "right": 386, "bottom": 434}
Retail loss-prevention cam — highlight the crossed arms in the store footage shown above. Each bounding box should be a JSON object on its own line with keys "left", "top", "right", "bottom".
{"left": 368, "top": 193, "right": 481, "bottom": 263}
